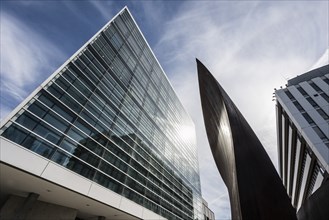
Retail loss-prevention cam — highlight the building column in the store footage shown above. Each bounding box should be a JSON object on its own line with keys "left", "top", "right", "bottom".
{"left": 15, "top": 192, "right": 40, "bottom": 220}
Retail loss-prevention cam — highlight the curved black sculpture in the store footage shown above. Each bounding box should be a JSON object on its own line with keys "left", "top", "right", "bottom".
{"left": 197, "top": 59, "right": 296, "bottom": 220}
{"left": 297, "top": 179, "right": 329, "bottom": 220}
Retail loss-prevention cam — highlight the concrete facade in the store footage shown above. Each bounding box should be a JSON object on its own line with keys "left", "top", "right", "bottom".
{"left": 1, "top": 195, "right": 78, "bottom": 220}
{"left": 201, "top": 198, "right": 215, "bottom": 220}
{"left": 275, "top": 65, "right": 329, "bottom": 209}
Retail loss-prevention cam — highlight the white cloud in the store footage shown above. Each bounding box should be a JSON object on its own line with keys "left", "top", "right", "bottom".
{"left": 154, "top": 1, "right": 328, "bottom": 219}
{"left": 0, "top": 12, "right": 65, "bottom": 120}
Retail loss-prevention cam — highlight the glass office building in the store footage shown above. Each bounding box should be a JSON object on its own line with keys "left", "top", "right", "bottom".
{"left": 0, "top": 7, "right": 202, "bottom": 220}
{"left": 275, "top": 65, "right": 329, "bottom": 210}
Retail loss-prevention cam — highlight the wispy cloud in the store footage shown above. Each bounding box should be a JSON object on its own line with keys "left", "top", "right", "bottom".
{"left": 309, "top": 48, "right": 329, "bottom": 71}
{"left": 89, "top": 0, "right": 116, "bottom": 22}
{"left": 60, "top": 1, "right": 96, "bottom": 28}
{"left": 0, "top": 12, "right": 65, "bottom": 120}
{"left": 154, "top": 1, "right": 328, "bottom": 218}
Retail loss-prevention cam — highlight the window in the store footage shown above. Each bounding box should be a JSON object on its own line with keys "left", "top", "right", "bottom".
{"left": 16, "top": 112, "right": 39, "bottom": 131}
{"left": 322, "top": 77, "right": 329, "bottom": 85}
{"left": 301, "top": 112, "right": 315, "bottom": 125}
{"left": 60, "top": 138, "right": 78, "bottom": 154}
{"left": 22, "top": 135, "right": 55, "bottom": 158}
{"left": 306, "top": 97, "right": 317, "bottom": 107}
{"left": 316, "top": 108, "right": 329, "bottom": 120}
{"left": 320, "top": 93, "right": 329, "bottom": 102}
{"left": 293, "top": 102, "right": 304, "bottom": 111}
{"left": 52, "top": 149, "right": 70, "bottom": 166}
{"left": 65, "top": 157, "right": 95, "bottom": 179}
{"left": 309, "top": 81, "right": 321, "bottom": 92}
{"left": 313, "top": 126, "right": 328, "bottom": 141}
{"left": 43, "top": 111, "right": 69, "bottom": 133}
{"left": 2, "top": 124, "right": 29, "bottom": 145}
{"left": 33, "top": 122, "right": 61, "bottom": 145}
{"left": 27, "top": 100, "right": 48, "bottom": 119}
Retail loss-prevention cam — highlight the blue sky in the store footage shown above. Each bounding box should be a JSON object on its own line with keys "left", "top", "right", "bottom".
{"left": 1, "top": 1, "right": 328, "bottom": 219}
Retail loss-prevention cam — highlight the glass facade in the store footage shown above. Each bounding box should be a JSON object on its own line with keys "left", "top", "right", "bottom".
{"left": 0, "top": 8, "right": 202, "bottom": 220}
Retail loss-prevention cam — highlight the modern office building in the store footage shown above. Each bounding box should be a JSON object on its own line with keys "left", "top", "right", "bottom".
{"left": 201, "top": 198, "right": 215, "bottom": 220}
{"left": 197, "top": 59, "right": 297, "bottom": 220}
{"left": 0, "top": 7, "right": 202, "bottom": 220}
{"left": 275, "top": 64, "right": 329, "bottom": 211}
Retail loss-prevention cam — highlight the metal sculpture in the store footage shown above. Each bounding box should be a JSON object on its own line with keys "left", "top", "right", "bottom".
{"left": 297, "top": 179, "right": 329, "bottom": 220}
{"left": 197, "top": 59, "right": 296, "bottom": 220}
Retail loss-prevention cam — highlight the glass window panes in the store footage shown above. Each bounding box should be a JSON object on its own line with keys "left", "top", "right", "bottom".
{"left": 0, "top": 10, "right": 201, "bottom": 220}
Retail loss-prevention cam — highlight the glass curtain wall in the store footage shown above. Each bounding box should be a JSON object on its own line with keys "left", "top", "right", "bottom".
{"left": 0, "top": 8, "right": 202, "bottom": 220}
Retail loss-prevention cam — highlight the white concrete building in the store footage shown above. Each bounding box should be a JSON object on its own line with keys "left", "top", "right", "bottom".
{"left": 275, "top": 64, "right": 329, "bottom": 210}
